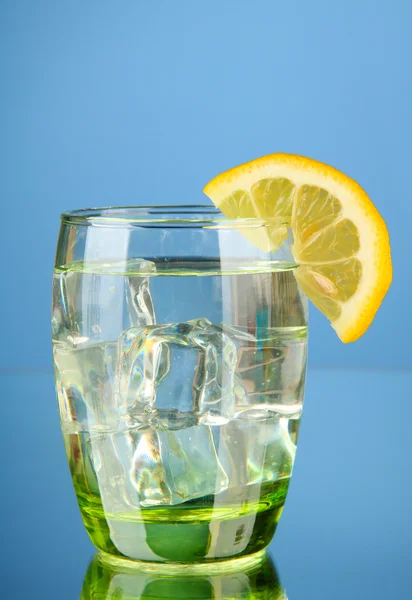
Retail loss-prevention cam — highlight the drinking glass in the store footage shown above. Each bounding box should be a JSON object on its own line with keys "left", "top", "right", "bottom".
{"left": 52, "top": 206, "right": 307, "bottom": 564}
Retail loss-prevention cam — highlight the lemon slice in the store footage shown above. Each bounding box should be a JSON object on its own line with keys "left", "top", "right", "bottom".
{"left": 203, "top": 153, "right": 392, "bottom": 343}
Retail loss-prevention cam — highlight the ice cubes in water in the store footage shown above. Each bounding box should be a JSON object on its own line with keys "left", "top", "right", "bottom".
{"left": 53, "top": 260, "right": 158, "bottom": 432}
{"left": 89, "top": 318, "right": 303, "bottom": 508}
{"left": 90, "top": 318, "right": 241, "bottom": 507}
{"left": 90, "top": 426, "right": 228, "bottom": 508}
{"left": 55, "top": 300, "right": 304, "bottom": 508}
{"left": 116, "top": 318, "right": 238, "bottom": 428}
{"left": 87, "top": 412, "right": 297, "bottom": 511}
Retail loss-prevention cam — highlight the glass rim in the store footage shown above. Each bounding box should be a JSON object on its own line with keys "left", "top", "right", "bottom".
{"left": 60, "top": 204, "right": 288, "bottom": 229}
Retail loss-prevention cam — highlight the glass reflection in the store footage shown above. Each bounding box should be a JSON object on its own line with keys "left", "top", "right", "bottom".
{"left": 80, "top": 551, "right": 287, "bottom": 599}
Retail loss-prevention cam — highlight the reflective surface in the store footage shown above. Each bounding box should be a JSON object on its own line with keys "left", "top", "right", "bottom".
{"left": 81, "top": 551, "right": 286, "bottom": 599}
{"left": 1, "top": 368, "right": 411, "bottom": 598}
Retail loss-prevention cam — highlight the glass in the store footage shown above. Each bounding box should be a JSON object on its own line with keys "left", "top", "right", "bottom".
{"left": 52, "top": 206, "right": 308, "bottom": 564}
{"left": 80, "top": 551, "right": 287, "bottom": 599}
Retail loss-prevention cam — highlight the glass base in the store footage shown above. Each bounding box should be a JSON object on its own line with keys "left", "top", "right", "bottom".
{"left": 80, "top": 549, "right": 287, "bottom": 600}
{"left": 79, "top": 480, "right": 286, "bottom": 563}
{"left": 97, "top": 548, "right": 267, "bottom": 573}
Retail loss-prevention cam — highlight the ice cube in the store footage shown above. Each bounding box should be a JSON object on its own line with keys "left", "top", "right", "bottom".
{"left": 88, "top": 430, "right": 139, "bottom": 512}
{"left": 125, "top": 260, "right": 157, "bottom": 327}
{"left": 52, "top": 271, "right": 83, "bottom": 343}
{"left": 189, "top": 320, "right": 238, "bottom": 425}
{"left": 116, "top": 327, "right": 170, "bottom": 424}
{"left": 116, "top": 319, "right": 239, "bottom": 428}
{"left": 52, "top": 260, "right": 156, "bottom": 350}
{"left": 230, "top": 326, "right": 306, "bottom": 410}
{"left": 137, "top": 426, "right": 228, "bottom": 506}
{"left": 89, "top": 425, "right": 228, "bottom": 509}
{"left": 53, "top": 341, "right": 118, "bottom": 431}
{"left": 218, "top": 413, "right": 296, "bottom": 488}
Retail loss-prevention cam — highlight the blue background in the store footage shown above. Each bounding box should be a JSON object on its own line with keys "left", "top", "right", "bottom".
{"left": 0, "top": 2, "right": 411, "bottom": 598}
{"left": 1, "top": 0, "right": 410, "bottom": 371}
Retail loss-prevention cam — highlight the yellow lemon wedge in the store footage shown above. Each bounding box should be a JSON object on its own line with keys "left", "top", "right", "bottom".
{"left": 203, "top": 153, "right": 392, "bottom": 343}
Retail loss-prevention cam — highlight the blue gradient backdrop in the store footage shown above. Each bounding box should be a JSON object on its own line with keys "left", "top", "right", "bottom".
{"left": 1, "top": 0, "right": 410, "bottom": 370}
{"left": 0, "top": 3, "right": 411, "bottom": 599}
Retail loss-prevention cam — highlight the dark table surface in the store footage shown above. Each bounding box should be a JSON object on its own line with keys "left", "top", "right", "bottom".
{"left": 1, "top": 368, "right": 410, "bottom": 599}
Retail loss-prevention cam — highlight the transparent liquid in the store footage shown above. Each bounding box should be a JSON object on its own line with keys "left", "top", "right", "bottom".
{"left": 52, "top": 259, "right": 307, "bottom": 562}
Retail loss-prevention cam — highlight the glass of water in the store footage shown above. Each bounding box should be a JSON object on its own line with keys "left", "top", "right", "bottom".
{"left": 52, "top": 206, "right": 307, "bottom": 565}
